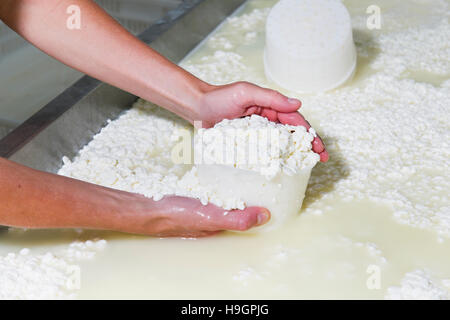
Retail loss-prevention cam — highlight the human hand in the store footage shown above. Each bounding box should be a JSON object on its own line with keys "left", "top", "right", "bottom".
{"left": 195, "top": 82, "right": 329, "bottom": 162}
{"left": 121, "top": 195, "right": 270, "bottom": 237}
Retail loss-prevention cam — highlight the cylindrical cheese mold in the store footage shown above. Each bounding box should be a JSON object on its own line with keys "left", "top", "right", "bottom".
{"left": 264, "top": 0, "right": 356, "bottom": 93}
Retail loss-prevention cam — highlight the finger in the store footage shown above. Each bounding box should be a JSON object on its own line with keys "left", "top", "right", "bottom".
{"left": 221, "top": 207, "right": 270, "bottom": 231}
{"left": 260, "top": 108, "right": 278, "bottom": 122}
{"left": 243, "top": 106, "right": 261, "bottom": 116}
{"left": 312, "top": 137, "right": 325, "bottom": 154}
{"left": 277, "top": 112, "right": 311, "bottom": 128}
{"left": 241, "top": 84, "right": 301, "bottom": 112}
{"left": 319, "top": 150, "right": 329, "bottom": 162}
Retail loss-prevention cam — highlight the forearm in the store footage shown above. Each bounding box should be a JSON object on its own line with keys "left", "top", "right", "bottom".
{"left": 0, "top": 157, "right": 146, "bottom": 230}
{"left": 0, "top": 158, "right": 267, "bottom": 235}
{"left": 0, "top": 0, "right": 210, "bottom": 122}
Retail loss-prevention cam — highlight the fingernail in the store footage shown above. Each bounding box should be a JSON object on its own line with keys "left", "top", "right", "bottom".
{"left": 288, "top": 98, "right": 300, "bottom": 105}
{"left": 257, "top": 212, "right": 269, "bottom": 226}
{"left": 320, "top": 151, "right": 329, "bottom": 162}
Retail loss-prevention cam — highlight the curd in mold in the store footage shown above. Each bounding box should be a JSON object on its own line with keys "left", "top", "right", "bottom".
{"left": 194, "top": 114, "right": 320, "bottom": 230}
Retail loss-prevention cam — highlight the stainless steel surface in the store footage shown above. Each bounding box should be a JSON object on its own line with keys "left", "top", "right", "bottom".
{"left": 0, "top": 0, "right": 246, "bottom": 174}
{"left": 0, "top": 118, "right": 15, "bottom": 140}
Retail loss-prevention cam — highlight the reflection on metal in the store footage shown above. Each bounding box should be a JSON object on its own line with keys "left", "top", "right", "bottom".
{"left": 0, "top": 0, "right": 246, "bottom": 174}
{"left": 0, "top": 118, "right": 15, "bottom": 140}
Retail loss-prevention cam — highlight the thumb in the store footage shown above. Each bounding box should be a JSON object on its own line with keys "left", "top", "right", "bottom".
{"left": 220, "top": 207, "right": 271, "bottom": 231}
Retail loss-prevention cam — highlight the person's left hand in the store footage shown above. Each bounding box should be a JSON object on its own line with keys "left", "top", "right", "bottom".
{"left": 195, "top": 81, "right": 329, "bottom": 162}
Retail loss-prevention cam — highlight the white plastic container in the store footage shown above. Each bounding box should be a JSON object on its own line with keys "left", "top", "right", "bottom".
{"left": 264, "top": 0, "right": 356, "bottom": 93}
{"left": 196, "top": 164, "right": 314, "bottom": 231}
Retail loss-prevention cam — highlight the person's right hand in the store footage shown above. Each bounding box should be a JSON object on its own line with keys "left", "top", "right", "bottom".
{"left": 121, "top": 195, "right": 271, "bottom": 237}
{"left": 192, "top": 82, "right": 329, "bottom": 162}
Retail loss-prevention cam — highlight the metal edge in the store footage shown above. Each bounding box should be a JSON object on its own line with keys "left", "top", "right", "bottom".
{"left": 0, "top": 77, "right": 101, "bottom": 158}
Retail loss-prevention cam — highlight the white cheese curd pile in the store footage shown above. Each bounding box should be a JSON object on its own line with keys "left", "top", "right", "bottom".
{"left": 385, "top": 269, "right": 450, "bottom": 300}
{"left": 195, "top": 114, "right": 319, "bottom": 179}
{"left": 0, "top": 237, "right": 106, "bottom": 299}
